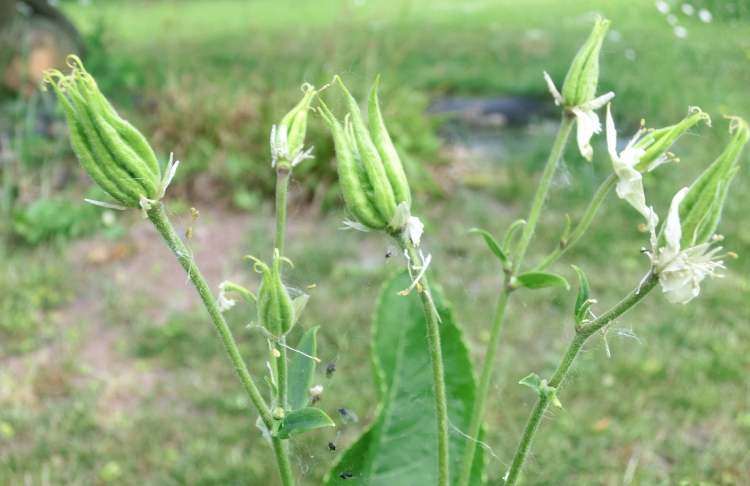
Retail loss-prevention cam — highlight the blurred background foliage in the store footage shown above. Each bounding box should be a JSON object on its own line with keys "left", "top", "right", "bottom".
{"left": 1, "top": 0, "right": 750, "bottom": 485}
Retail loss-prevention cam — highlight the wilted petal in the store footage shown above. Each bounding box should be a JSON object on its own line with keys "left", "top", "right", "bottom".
{"left": 543, "top": 71, "right": 563, "bottom": 105}
{"left": 573, "top": 108, "right": 601, "bottom": 161}
{"left": 664, "top": 187, "right": 688, "bottom": 256}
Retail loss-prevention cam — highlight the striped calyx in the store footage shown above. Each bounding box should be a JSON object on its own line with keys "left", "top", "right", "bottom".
{"left": 318, "top": 76, "right": 412, "bottom": 233}
{"left": 43, "top": 55, "right": 161, "bottom": 208}
{"left": 678, "top": 116, "right": 749, "bottom": 247}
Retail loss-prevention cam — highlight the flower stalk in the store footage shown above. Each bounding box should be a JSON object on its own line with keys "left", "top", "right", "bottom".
{"left": 504, "top": 272, "right": 659, "bottom": 485}
{"left": 457, "top": 114, "right": 574, "bottom": 486}
{"left": 146, "top": 203, "right": 295, "bottom": 486}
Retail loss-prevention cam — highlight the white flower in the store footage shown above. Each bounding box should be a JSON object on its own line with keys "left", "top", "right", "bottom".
{"left": 655, "top": 0, "right": 670, "bottom": 14}
{"left": 270, "top": 125, "right": 314, "bottom": 168}
{"left": 605, "top": 104, "right": 658, "bottom": 229}
{"left": 650, "top": 188, "right": 726, "bottom": 304}
{"left": 698, "top": 8, "right": 712, "bottom": 23}
{"left": 544, "top": 71, "right": 614, "bottom": 161}
{"left": 217, "top": 281, "right": 237, "bottom": 312}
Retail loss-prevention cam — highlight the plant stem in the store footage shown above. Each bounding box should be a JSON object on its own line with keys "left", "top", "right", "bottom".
{"left": 274, "top": 165, "right": 291, "bottom": 409}
{"left": 534, "top": 173, "right": 617, "bottom": 272}
{"left": 458, "top": 114, "right": 574, "bottom": 486}
{"left": 456, "top": 287, "right": 510, "bottom": 486}
{"left": 402, "top": 240, "right": 450, "bottom": 486}
{"left": 146, "top": 203, "right": 295, "bottom": 486}
{"left": 504, "top": 272, "right": 659, "bottom": 486}
{"left": 511, "top": 114, "right": 574, "bottom": 275}
{"left": 275, "top": 166, "right": 291, "bottom": 256}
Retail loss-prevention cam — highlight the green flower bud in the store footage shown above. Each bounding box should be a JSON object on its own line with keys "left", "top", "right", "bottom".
{"left": 250, "top": 250, "right": 295, "bottom": 336}
{"left": 319, "top": 76, "right": 413, "bottom": 233}
{"left": 272, "top": 84, "right": 316, "bottom": 167}
{"left": 318, "top": 99, "right": 386, "bottom": 230}
{"left": 634, "top": 107, "right": 711, "bottom": 172}
{"left": 335, "top": 76, "right": 398, "bottom": 223}
{"left": 561, "top": 17, "right": 610, "bottom": 107}
{"left": 679, "top": 116, "right": 749, "bottom": 246}
{"left": 43, "top": 55, "right": 161, "bottom": 208}
{"left": 368, "top": 76, "right": 411, "bottom": 208}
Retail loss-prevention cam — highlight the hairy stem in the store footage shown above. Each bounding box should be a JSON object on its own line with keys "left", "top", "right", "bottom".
{"left": 458, "top": 114, "right": 574, "bottom": 486}
{"left": 402, "top": 239, "right": 450, "bottom": 486}
{"left": 456, "top": 287, "right": 510, "bottom": 486}
{"left": 274, "top": 166, "right": 291, "bottom": 409}
{"left": 146, "top": 203, "right": 295, "bottom": 486}
{"left": 275, "top": 167, "right": 291, "bottom": 256}
{"left": 511, "top": 114, "right": 574, "bottom": 275}
{"left": 534, "top": 173, "right": 617, "bottom": 272}
{"left": 504, "top": 272, "right": 659, "bottom": 485}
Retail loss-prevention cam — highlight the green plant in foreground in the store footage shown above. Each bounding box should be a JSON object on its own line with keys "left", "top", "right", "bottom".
{"left": 46, "top": 14, "right": 748, "bottom": 485}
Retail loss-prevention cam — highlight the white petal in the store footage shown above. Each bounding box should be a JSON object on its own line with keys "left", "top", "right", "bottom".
{"left": 573, "top": 109, "right": 600, "bottom": 161}
{"left": 543, "top": 71, "right": 563, "bottom": 105}
{"left": 406, "top": 216, "right": 425, "bottom": 247}
{"left": 582, "top": 91, "right": 615, "bottom": 111}
{"left": 605, "top": 104, "right": 619, "bottom": 162}
{"left": 665, "top": 187, "right": 688, "bottom": 255}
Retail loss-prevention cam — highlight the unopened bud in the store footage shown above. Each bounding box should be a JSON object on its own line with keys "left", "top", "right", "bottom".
{"left": 250, "top": 250, "right": 295, "bottom": 336}
{"left": 319, "top": 76, "right": 413, "bottom": 234}
{"left": 561, "top": 17, "right": 610, "bottom": 107}
{"left": 272, "top": 84, "right": 316, "bottom": 167}
{"left": 43, "top": 55, "right": 161, "bottom": 208}
{"left": 635, "top": 107, "right": 711, "bottom": 172}
{"left": 679, "top": 116, "right": 749, "bottom": 246}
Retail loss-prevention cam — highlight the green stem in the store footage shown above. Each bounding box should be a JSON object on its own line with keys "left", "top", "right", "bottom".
{"left": 534, "top": 173, "right": 617, "bottom": 272}
{"left": 275, "top": 166, "right": 291, "bottom": 256}
{"left": 402, "top": 239, "right": 450, "bottom": 486}
{"left": 146, "top": 203, "right": 295, "bottom": 486}
{"left": 273, "top": 164, "right": 291, "bottom": 458}
{"left": 458, "top": 114, "right": 574, "bottom": 486}
{"left": 511, "top": 115, "right": 574, "bottom": 275}
{"left": 504, "top": 272, "right": 659, "bottom": 486}
{"left": 456, "top": 287, "right": 510, "bottom": 486}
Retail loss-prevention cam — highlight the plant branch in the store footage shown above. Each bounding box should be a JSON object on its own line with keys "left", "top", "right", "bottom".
{"left": 503, "top": 271, "right": 659, "bottom": 486}
{"left": 146, "top": 203, "right": 295, "bottom": 486}
{"left": 511, "top": 114, "right": 574, "bottom": 275}
{"left": 458, "top": 113, "right": 574, "bottom": 486}
{"left": 534, "top": 173, "right": 617, "bottom": 272}
{"left": 274, "top": 165, "right": 292, "bottom": 409}
{"left": 401, "top": 238, "right": 450, "bottom": 486}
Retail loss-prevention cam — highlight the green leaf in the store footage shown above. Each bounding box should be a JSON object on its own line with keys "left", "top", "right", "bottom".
{"left": 291, "top": 293, "right": 310, "bottom": 326}
{"left": 571, "top": 265, "right": 591, "bottom": 324}
{"left": 277, "top": 407, "right": 334, "bottom": 439}
{"left": 288, "top": 326, "right": 319, "bottom": 411}
{"left": 502, "top": 218, "right": 526, "bottom": 253}
{"left": 324, "top": 271, "right": 484, "bottom": 485}
{"left": 516, "top": 271, "right": 570, "bottom": 291}
{"left": 518, "top": 372, "right": 543, "bottom": 392}
{"left": 469, "top": 227, "right": 508, "bottom": 264}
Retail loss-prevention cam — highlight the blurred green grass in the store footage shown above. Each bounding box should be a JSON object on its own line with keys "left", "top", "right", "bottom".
{"left": 1, "top": 0, "right": 750, "bottom": 485}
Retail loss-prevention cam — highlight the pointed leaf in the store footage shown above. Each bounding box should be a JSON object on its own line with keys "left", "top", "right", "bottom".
{"left": 518, "top": 373, "right": 543, "bottom": 393}
{"left": 502, "top": 219, "right": 527, "bottom": 253}
{"left": 277, "top": 407, "right": 334, "bottom": 439}
{"left": 571, "top": 265, "right": 592, "bottom": 324}
{"left": 324, "top": 271, "right": 484, "bottom": 485}
{"left": 516, "top": 271, "right": 570, "bottom": 291}
{"left": 291, "top": 293, "right": 310, "bottom": 326}
{"left": 469, "top": 227, "right": 508, "bottom": 264}
{"left": 288, "top": 326, "right": 319, "bottom": 410}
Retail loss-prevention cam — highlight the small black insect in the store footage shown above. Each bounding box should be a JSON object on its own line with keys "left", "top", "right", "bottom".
{"left": 325, "top": 362, "right": 336, "bottom": 378}
{"left": 385, "top": 248, "right": 393, "bottom": 259}
{"left": 339, "top": 471, "right": 354, "bottom": 480}
{"left": 311, "top": 395, "right": 321, "bottom": 405}
{"left": 327, "top": 441, "right": 336, "bottom": 452}
{"left": 337, "top": 407, "right": 358, "bottom": 423}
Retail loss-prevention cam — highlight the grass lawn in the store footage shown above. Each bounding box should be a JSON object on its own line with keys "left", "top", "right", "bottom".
{"left": 1, "top": 0, "right": 749, "bottom": 484}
